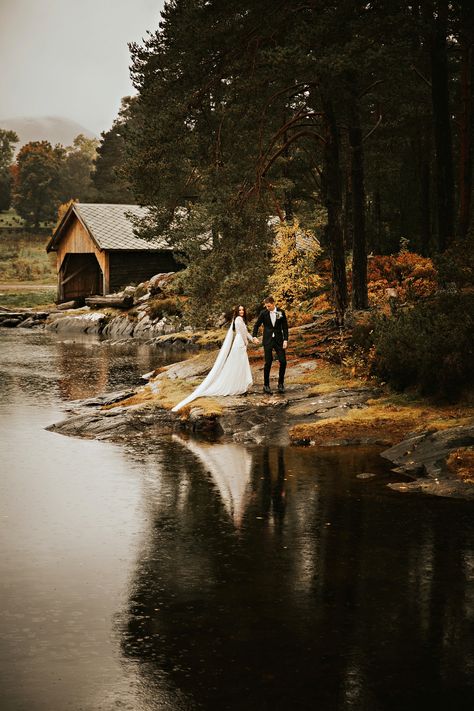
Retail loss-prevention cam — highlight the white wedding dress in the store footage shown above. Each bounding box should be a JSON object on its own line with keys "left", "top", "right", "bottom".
{"left": 172, "top": 316, "right": 253, "bottom": 412}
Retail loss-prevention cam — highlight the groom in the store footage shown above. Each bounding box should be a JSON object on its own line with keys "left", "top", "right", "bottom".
{"left": 252, "top": 296, "right": 289, "bottom": 394}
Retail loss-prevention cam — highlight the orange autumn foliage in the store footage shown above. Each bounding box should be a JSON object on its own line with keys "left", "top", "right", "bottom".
{"left": 367, "top": 252, "right": 437, "bottom": 306}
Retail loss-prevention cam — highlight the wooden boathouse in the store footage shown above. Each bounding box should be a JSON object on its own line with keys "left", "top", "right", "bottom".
{"left": 46, "top": 203, "right": 180, "bottom": 302}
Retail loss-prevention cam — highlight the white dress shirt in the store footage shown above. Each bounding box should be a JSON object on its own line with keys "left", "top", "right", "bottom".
{"left": 269, "top": 308, "right": 277, "bottom": 337}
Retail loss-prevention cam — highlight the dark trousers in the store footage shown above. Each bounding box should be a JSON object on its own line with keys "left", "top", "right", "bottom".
{"left": 264, "top": 340, "right": 287, "bottom": 386}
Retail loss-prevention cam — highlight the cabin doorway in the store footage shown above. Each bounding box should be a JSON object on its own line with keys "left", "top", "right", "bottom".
{"left": 59, "top": 253, "right": 103, "bottom": 302}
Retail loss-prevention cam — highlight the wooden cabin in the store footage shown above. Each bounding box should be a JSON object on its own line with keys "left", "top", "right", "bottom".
{"left": 46, "top": 203, "right": 180, "bottom": 302}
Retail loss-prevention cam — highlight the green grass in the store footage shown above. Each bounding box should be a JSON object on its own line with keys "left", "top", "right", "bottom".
{"left": 0, "top": 209, "right": 24, "bottom": 228}
{"left": 0, "top": 288, "right": 57, "bottom": 309}
{"left": 0, "top": 208, "right": 53, "bottom": 230}
{"left": 0, "top": 231, "right": 56, "bottom": 282}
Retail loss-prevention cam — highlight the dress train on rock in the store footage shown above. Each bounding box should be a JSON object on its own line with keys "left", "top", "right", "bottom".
{"left": 172, "top": 317, "right": 253, "bottom": 412}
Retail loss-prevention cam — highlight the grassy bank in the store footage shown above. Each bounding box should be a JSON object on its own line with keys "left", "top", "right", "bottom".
{"left": 0, "top": 286, "right": 57, "bottom": 309}
{"left": 0, "top": 212, "right": 59, "bottom": 307}
{"left": 0, "top": 232, "right": 55, "bottom": 283}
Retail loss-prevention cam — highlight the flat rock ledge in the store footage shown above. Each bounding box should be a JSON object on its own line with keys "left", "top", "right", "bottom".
{"left": 381, "top": 425, "right": 474, "bottom": 500}
{"left": 45, "top": 353, "right": 474, "bottom": 500}
{"left": 46, "top": 378, "right": 378, "bottom": 447}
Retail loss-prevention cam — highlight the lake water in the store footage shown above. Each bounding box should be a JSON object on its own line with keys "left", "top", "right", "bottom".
{"left": 1, "top": 330, "right": 473, "bottom": 710}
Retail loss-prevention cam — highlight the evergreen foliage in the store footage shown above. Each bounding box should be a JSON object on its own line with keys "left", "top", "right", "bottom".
{"left": 92, "top": 99, "right": 134, "bottom": 203}
{"left": 123, "top": 0, "right": 473, "bottom": 321}
{"left": 373, "top": 294, "right": 474, "bottom": 399}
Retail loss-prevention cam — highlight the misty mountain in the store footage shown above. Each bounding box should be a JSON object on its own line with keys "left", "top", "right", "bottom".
{"left": 0, "top": 116, "right": 97, "bottom": 152}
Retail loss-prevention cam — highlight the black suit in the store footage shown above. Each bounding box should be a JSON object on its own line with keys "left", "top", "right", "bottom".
{"left": 252, "top": 307, "right": 289, "bottom": 387}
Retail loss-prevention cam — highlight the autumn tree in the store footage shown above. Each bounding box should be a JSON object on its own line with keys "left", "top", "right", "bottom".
{"left": 0, "top": 128, "right": 19, "bottom": 211}
{"left": 13, "top": 141, "right": 63, "bottom": 229}
{"left": 267, "top": 220, "right": 322, "bottom": 310}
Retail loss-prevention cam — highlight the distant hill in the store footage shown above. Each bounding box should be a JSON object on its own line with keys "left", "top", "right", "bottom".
{"left": 0, "top": 116, "right": 97, "bottom": 152}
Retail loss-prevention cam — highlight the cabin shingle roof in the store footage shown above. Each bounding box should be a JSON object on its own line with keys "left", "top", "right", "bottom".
{"left": 47, "top": 203, "right": 172, "bottom": 252}
{"left": 74, "top": 203, "right": 170, "bottom": 250}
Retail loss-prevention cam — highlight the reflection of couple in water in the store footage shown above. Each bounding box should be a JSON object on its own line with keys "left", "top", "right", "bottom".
{"left": 172, "top": 296, "right": 289, "bottom": 412}
{"left": 175, "top": 436, "right": 287, "bottom": 529}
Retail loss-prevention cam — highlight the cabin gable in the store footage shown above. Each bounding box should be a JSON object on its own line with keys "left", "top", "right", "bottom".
{"left": 48, "top": 203, "right": 179, "bottom": 302}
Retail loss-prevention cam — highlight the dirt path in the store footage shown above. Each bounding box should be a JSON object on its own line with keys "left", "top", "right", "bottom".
{"left": 0, "top": 282, "right": 55, "bottom": 291}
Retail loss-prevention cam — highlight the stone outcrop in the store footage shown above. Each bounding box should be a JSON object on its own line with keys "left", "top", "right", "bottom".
{"left": 0, "top": 309, "right": 49, "bottom": 328}
{"left": 381, "top": 426, "right": 474, "bottom": 499}
{"left": 47, "top": 311, "right": 107, "bottom": 334}
{"left": 0, "top": 272, "right": 197, "bottom": 344}
{"left": 45, "top": 341, "right": 474, "bottom": 500}
{"left": 47, "top": 350, "right": 377, "bottom": 448}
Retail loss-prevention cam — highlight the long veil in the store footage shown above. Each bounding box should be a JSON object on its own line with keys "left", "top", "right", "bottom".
{"left": 172, "top": 435, "right": 252, "bottom": 527}
{"left": 171, "top": 322, "right": 235, "bottom": 412}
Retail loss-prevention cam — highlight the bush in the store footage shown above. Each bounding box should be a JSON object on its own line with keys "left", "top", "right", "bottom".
{"left": 367, "top": 252, "right": 437, "bottom": 307}
{"left": 434, "top": 241, "right": 474, "bottom": 288}
{"left": 372, "top": 294, "right": 474, "bottom": 399}
{"left": 148, "top": 296, "right": 183, "bottom": 320}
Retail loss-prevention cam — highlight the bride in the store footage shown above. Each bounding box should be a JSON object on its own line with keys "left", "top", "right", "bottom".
{"left": 172, "top": 305, "right": 253, "bottom": 412}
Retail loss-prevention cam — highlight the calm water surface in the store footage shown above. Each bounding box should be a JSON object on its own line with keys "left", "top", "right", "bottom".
{"left": 0, "top": 330, "right": 473, "bottom": 711}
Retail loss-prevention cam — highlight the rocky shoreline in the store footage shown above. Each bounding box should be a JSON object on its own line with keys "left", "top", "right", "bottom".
{"left": 45, "top": 345, "right": 474, "bottom": 501}
{"left": 2, "top": 275, "right": 473, "bottom": 500}
{"left": 0, "top": 273, "right": 221, "bottom": 349}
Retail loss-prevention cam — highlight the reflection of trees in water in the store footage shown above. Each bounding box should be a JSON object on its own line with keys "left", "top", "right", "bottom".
{"left": 56, "top": 340, "right": 109, "bottom": 400}
{"left": 55, "top": 340, "right": 158, "bottom": 400}
{"left": 118, "top": 441, "right": 474, "bottom": 710}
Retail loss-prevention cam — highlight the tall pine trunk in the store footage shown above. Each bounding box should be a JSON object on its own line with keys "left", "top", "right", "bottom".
{"left": 420, "top": 152, "right": 432, "bottom": 254}
{"left": 429, "top": 0, "right": 455, "bottom": 250}
{"left": 321, "top": 93, "right": 348, "bottom": 325}
{"left": 458, "top": 0, "right": 474, "bottom": 240}
{"left": 348, "top": 92, "right": 368, "bottom": 309}
{"left": 417, "top": 117, "right": 432, "bottom": 255}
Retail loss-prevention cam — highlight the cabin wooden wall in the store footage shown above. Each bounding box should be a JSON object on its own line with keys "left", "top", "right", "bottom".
{"left": 56, "top": 219, "right": 107, "bottom": 275}
{"left": 56, "top": 218, "right": 107, "bottom": 299}
{"left": 108, "top": 251, "right": 180, "bottom": 292}
{"left": 54, "top": 217, "right": 181, "bottom": 299}
{"left": 61, "top": 254, "right": 103, "bottom": 301}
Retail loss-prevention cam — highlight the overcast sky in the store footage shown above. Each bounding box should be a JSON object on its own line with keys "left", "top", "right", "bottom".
{"left": 0, "top": 0, "right": 165, "bottom": 136}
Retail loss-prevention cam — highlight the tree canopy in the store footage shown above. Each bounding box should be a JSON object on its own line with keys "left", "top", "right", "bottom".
{"left": 122, "top": 0, "right": 473, "bottom": 322}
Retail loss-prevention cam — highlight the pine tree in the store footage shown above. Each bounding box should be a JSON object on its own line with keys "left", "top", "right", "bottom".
{"left": 92, "top": 99, "right": 135, "bottom": 204}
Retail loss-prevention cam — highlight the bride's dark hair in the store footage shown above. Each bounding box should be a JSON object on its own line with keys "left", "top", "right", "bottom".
{"left": 232, "top": 304, "right": 247, "bottom": 327}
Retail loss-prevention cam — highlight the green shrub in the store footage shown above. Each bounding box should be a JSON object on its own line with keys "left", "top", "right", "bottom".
{"left": 434, "top": 241, "right": 474, "bottom": 288}
{"left": 148, "top": 297, "right": 183, "bottom": 320}
{"left": 372, "top": 294, "right": 474, "bottom": 400}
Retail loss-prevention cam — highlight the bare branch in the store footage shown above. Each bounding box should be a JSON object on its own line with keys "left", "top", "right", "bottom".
{"left": 358, "top": 79, "right": 384, "bottom": 100}
{"left": 411, "top": 64, "right": 432, "bottom": 88}
{"left": 261, "top": 129, "right": 326, "bottom": 178}
{"left": 362, "top": 112, "right": 383, "bottom": 142}
{"left": 258, "top": 84, "right": 317, "bottom": 156}
{"left": 259, "top": 109, "right": 323, "bottom": 164}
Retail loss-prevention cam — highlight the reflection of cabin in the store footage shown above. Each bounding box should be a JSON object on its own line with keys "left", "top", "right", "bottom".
{"left": 46, "top": 203, "right": 180, "bottom": 302}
